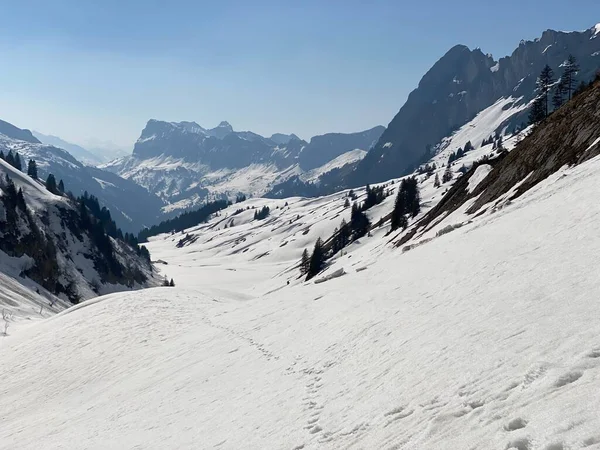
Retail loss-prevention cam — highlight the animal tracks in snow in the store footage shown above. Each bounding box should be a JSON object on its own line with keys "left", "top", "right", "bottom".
{"left": 383, "top": 405, "right": 414, "bottom": 427}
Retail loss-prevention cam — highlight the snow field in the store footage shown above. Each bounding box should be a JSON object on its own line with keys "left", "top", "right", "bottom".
{"left": 3, "top": 151, "right": 600, "bottom": 448}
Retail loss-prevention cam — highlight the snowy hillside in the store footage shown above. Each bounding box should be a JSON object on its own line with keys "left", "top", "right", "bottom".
{"left": 0, "top": 127, "right": 164, "bottom": 232}
{"left": 4, "top": 139, "right": 600, "bottom": 448}
{"left": 0, "top": 156, "right": 158, "bottom": 310}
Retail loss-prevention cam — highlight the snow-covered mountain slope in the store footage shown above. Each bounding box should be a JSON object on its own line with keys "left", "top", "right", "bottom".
{"left": 4, "top": 135, "right": 600, "bottom": 448}
{"left": 32, "top": 131, "right": 106, "bottom": 166}
{"left": 0, "top": 156, "right": 158, "bottom": 308}
{"left": 0, "top": 123, "right": 165, "bottom": 232}
{"left": 102, "top": 121, "right": 383, "bottom": 213}
{"left": 329, "top": 24, "right": 600, "bottom": 191}
{"left": 301, "top": 149, "right": 367, "bottom": 182}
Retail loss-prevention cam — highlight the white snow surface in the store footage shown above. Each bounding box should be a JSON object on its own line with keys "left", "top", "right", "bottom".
{"left": 467, "top": 164, "right": 492, "bottom": 193}
{"left": 3, "top": 145, "right": 600, "bottom": 448}
{"left": 301, "top": 149, "right": 367, "bottom": 182}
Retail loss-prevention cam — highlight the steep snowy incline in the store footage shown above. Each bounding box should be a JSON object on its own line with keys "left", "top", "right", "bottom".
{"left": 4, "top": 150, "right": 600, "bottom": 448}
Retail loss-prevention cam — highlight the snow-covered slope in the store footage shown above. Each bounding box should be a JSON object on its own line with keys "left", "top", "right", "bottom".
{"left": 301, "top": 149, "right": 367, "bottom": 182}
{"left": 0, "top": 157, "right": 158, "bottom": 309}
{"left": 0, "top": 128, "right": 164, "bottom": 232}
{"left": 4, "top": 145, "right": 600, "bottom": 448}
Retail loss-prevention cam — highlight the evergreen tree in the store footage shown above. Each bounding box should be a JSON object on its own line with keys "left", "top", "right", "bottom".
{"left": 537, "top": 65, "right": 555, "bottom": 118}
{"left": 139, "top": 245, "right": 151, "bottom": 262}
{"left": 307, "top": 238, "right": 325, "bottom": 280}
{"left": 300, "top": 249, "right": 310, "bottom": 275}
{"left": 552, "top": 80, "right": 566, "bottom": 110}
{"left": 390, "top": 181, "right": 408, "bottom": 231}
{"left": 404, "top": 177, "right": 421, "bottom": 218}
{"left": 434, "top": 173, "right": 441, "bottom": 188}
{"left": 391, "top": 177, "right": 420, "bottom": 231}
{"left": 464, "top": 141, "right": 473, "bottom": 152}
{"left": 442, "top": 164, "right": 453, "bottom": 183}
{"left": 528, "top": 97, "right": 545, "bottom": 126}
{"left": 169, "top": 278, "right": 175, "bottom": 287}
{"left": 16, "top": 188, "right": 26, "bottom": 211}
{"left": 0, "top": 150, "right": 4, "bottom": 160}
{"left": 79, "top": 200, "right": 90, "bottom": 229}
{"left": 58, "top": 179, "right": 65, "bottom": 193}
{"left": 27, "top": 159, "right": 38, "bottom": 179}
{"left": 350, "top": 203, "right": 370, "bottom": 239}
{"left": 343, "top": 197, "right": 350, "bottom": 208}
{"left": 6, "top": 150, "right": 15, "bottom": 167}
{"left": 496, "top": 135, "right": 504, "bottom": 152}
{"left": 340, "top": 219, "right": 350, "bottom": 246}
{"left": 562, "top": 54, "right": 579, "bottom": 101}
{"left": 46, "top": 174, "right": 58, "bottom": 194}
{"left": 13, "top": 152, "right": 22, "bottom": 171}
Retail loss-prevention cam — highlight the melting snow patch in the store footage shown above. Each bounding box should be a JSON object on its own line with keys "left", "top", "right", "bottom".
{"left": 542, "top": 44, "right": 552, "bottom": 54}
{"left": 383, "top": 142, "right": 393, "bottom": 148}
{"left": 314, "top": 268, "right": 346, "bottom": 284}
{"left": 490, "top": 62, "right": 499, "bottom": 72}
{"left": 467, "top": 164, "right": 492, "bottom": 193}
{"left": 593, "top": 23, "right": 600, "bottom": 37}
{"left": 585, "top": 136, "right": 600, "bottom": 152}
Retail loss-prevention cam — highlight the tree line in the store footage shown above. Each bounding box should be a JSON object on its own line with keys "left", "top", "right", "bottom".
{"left": 300, "top": 179, "right": 421, "bottom": 280}
{"left": 2, "top": 153, "right": 151, "bottom": 268}
{"left": 138, "top": 199, "right": 231, "bottom": 242}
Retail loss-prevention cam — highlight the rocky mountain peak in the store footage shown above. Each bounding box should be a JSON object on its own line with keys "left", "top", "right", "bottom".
{"left": 343, "top": 24, "right": 600, "bottom": 188}
{"left": 207, "top": 121, "right": 233, "bottom": 139}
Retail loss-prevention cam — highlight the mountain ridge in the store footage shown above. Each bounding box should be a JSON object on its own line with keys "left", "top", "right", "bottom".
{"left": 103, "top": 121, "right": 384, "bottom": 213}
{"left": 333, "top": 23, "right": 600, "bottom": 190}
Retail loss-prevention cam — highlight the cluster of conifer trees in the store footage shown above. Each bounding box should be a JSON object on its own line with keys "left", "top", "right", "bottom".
{"left": 390, "top": 177, "right": 420, "bottom": 231}
{"left": 253, "top": 205, "right": 270, "bottom": 220}
{"left": 2, "top": 151, "right": 150, "bottom": 268}
{"left": 138, "top": 199, "right": 231, "bottom": 242}
{"left": 301, "top": 180, "right": 420, "bottom": 280}
{"left": 0, "top": 150, "right": 23, "bottom": 171}
{"left": 529, "top": 55, "right": 580, "bottom": 125}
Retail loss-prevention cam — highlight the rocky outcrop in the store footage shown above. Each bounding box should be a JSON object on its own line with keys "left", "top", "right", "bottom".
{"left": 403, "top": 76, "right": 600, "bottom": 244}
{"left": 347, "top": 25, "right": 600, "bottom": 188}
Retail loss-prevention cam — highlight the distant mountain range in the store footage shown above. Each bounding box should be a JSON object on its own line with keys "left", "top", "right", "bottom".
{"left": 32, "top": 131, "right": 106, "bottom": 166}
{"left": 102, "top": 121, "right": 384, "bottom": 213}
{"left": 0, "top": 120, "right": 165, "bottom": 233}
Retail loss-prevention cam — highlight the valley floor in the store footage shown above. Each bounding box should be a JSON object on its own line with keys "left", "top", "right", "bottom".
{"left": 4, "top": 157, "right": 600, "bottom": 449}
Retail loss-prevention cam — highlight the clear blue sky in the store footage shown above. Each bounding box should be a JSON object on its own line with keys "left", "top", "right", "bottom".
{"left": 0, "top": 0, "right": 598, "bottom": 150}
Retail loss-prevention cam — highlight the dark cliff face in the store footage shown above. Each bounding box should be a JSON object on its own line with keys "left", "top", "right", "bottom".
{"left": 402, "top": 76, "right": 600, "bottom": 247}
{"left": 347, "top": 26, "right": 600, "bottom": 188}
{"left": 297, "top": 126, "right": 385, "bottom": 171}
